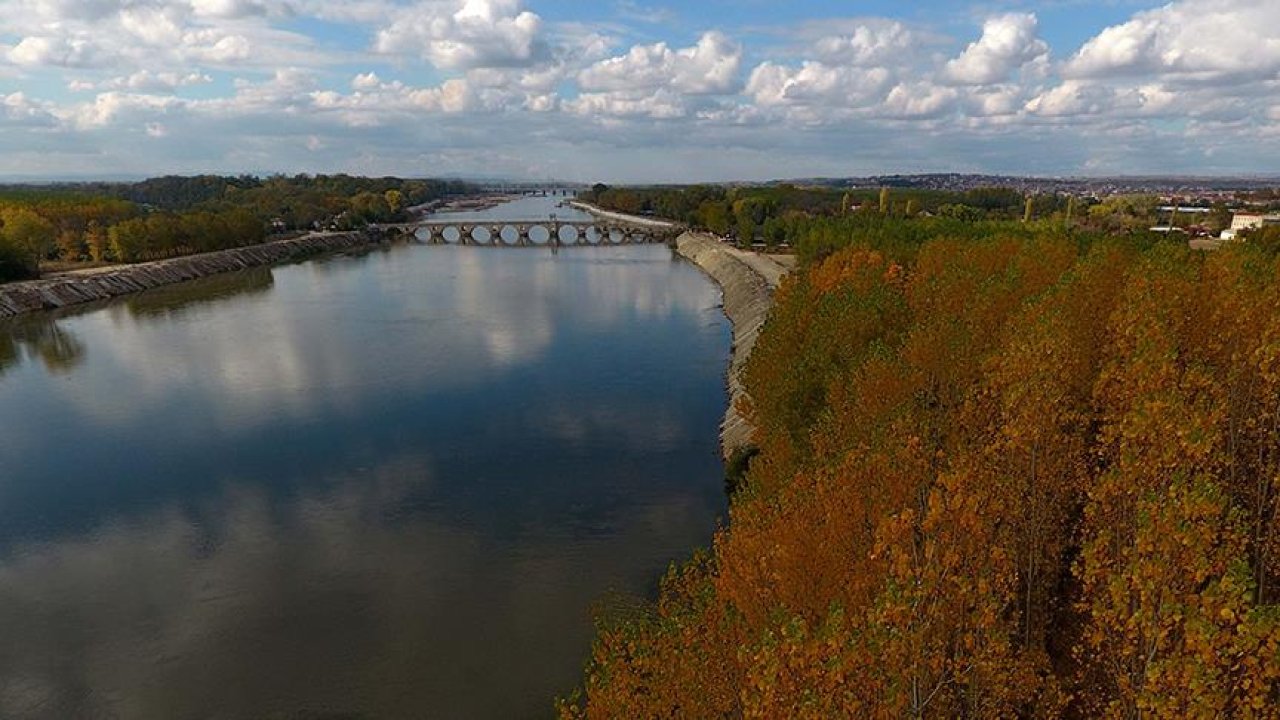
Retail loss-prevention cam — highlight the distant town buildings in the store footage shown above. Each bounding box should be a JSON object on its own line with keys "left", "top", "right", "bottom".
{"left": 814, "top": 173, "right": 1280, "bottom": 200}
{"left": 1221, "top": 212, "right": 1280, "bottom": 240}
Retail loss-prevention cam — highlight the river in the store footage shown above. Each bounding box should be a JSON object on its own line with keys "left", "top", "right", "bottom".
{"left": 0, "top": 196, "right": 730, "bottom": 718}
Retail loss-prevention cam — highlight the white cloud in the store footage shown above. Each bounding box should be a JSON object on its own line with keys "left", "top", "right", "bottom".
{"left": 524, "top": 93, "right": 556, "bottom": 112}
{"left": 738, "top": 20, "right": 932, "bottom": 122}
{"left": 311, "top": 76, "right": 490, "bottom": 126}
{"left": 963, "top": 84, "right": 1027, "bottom": 118}
{"left": 7, "top": 35, "right": 102, "bottom": 68}
{"left": 746, "top": 61, "right": 893, "bottom": 109}
{"left": 1, "top": 92, "right": 58, "bottom": 127}
{"left": 352, "top": 72, "right": 383, "bottom": 91}
{"left": 883, "top": 82, "right": 958, "bottom": 119}
{"left": 118, "top": 5, "right": 186, "bottom": 46}
{"left": 408, "top": 78, "right": 478, "bottom": 113}
{"left": 183, "top": 30, "right": 253, "bottom": 63}
{"left": 0, "top": 1, "right": 1279, "bottom": 181}
{"left": 1025, "top": 80, "right": 1187, "bottom": 120}
{"left": 0, "top": 0, "right": 328, "bottom": 75}
{"left": 190, "top": 0, "right": 270, "bottom": 19}
{"left": 565, "top": 88, "right": 688, "bottom": 120}
{"left": 1024, "top": 80, "right": 1111, "bottom": 117}
{"left": 374, "top": 0, "right": 546, "bottom": 70}
{"left": 812, "top": 20, "right": 915, "bottom": 67}
{"left": 64, "top": 91, "right": 181, "bottom": 130}
{"left": 1065, "top": 0, "right": 1280, "bottom": 83}
{"left": 578, "top": 31, "right": 741, "bottom": 95}
{"left": 99, "top": 70, "right": 212, "bottom": 93}
{"left": 944, "top": 13, "right": 1048, "bottom": 85}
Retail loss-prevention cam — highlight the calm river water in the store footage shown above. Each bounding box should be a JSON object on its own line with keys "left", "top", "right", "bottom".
{"left": 0, "top": 196, "right": 730, "bottom": 718}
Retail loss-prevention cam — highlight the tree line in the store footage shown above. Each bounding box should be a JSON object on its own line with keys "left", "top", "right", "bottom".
{"left": 0, "top": 175, "right": 472, "bottom": 282}
{"left": 579, "top": 183, "right": 1242, "bottom": 249}
{"left": 563, "top": 220, "right": 1280, "bottom": 717}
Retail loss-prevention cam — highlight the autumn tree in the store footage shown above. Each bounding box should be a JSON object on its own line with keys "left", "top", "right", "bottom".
{"left": 1076, "top": 476, "right": 1280, "bottom": 717}
{"left": 383, "top": 189, "right": 404, "bottom": 216}
{"left": 567, "top": 218, "right": 1280, "bottom": 719}
{"left": 84, "top": 221, "right": 108, "bottom": 263}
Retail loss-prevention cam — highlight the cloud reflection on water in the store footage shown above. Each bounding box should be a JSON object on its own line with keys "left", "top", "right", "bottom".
{"left": 0, "top": 454, "right": 715, "bottom": 719}
{"left": 0, "top": 234, "right": 731, "bottom": 718}
{"left": 4, "top": 245, "right": 719, "bottom": 437}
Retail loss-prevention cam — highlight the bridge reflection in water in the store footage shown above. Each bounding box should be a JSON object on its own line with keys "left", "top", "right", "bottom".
{"left": 381, "top": 219, "right": 680, "bottom": 247}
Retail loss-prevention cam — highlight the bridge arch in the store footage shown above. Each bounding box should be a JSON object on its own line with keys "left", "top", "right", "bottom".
{"left": 526, "top": 225, "right": 551, "bottom": 245}
{"left": 557, "top": 225, "right": 580, "bottom": 245}
{"left": 387, "top": 217, "right": 680, "bottom": 247}
{"left": 497, "top": 225, "right": 520, "bottom": 246}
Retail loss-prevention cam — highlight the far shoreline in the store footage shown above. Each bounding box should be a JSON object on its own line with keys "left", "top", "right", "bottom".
{"left": 0, "top": 230, "right": 383, "bottom": 320}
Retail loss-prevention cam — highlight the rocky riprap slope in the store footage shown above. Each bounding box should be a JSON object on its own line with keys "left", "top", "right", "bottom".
{"left": 674, "top": 232, "right": 787, "bottom": 459}
{"left": 0, "top": 232, "right": 379, "bottom": 319}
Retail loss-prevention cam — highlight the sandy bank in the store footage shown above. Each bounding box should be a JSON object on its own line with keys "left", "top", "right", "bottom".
{"left": 0, "top": 231, "right": 381, "bottom": 319}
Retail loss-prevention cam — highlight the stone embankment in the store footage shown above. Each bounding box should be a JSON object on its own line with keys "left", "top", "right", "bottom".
{"left": 568, "top": 201, "right": 682, "bottom": 230}
{"left": 0, "top": 231, "right": 378, "bottom": 319}
{"left": 675, "top": 232, "right": 790, "bottom": 459}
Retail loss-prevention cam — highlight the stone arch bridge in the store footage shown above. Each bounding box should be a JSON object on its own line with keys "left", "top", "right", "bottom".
{"left": 377, "top": 218, "right": 681, "bottom": 247}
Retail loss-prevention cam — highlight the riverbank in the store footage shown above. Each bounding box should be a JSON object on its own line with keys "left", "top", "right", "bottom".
{"left": 574, "top": 195, "right": 788, "bottom": 456}
{"left": 674, "top": 232, "right": 789, "bottom": 459}
{"left": 0, "top": 231, "right": 380, "bottom": 319}
{"left": 568, "top": 201, "right": 682, "bottom": 231}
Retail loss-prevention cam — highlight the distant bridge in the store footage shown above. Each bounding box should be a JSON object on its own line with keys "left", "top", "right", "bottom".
{"left": 378, "top": 218, "right": 681, "bottom": 247}
{"left": 476, "top": 184, "right": 586, "bottom": 196}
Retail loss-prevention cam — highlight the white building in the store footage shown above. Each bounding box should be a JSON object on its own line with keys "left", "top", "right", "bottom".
{"left": 1221, "top": 213, "right": 1280, "bottom": 240}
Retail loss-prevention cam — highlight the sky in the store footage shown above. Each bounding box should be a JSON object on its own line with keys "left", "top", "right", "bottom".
{"left": 1, "top": 0, "right": 1278, "bottom": 182}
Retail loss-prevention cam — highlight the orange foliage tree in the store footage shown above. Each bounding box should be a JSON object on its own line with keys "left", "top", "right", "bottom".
{"left": 563, "top": 229, "right": 1280, "bottom": 718}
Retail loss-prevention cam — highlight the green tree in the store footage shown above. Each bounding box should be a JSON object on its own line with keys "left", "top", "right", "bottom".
{"left": 937, "top": 203, "right": 983, "bottom": 221}
{"left": 730, "top": 197, "right": 773, "bottom": 245}
{"left": 697, "top": 200, "right": 731, "bottom": 236}
{"left": 221, "top": 208, "right": 265, "bottom": 247}
{"left": 735, "top": 214, "right": 756, "bottom": 245}
{"left": 1087, "top": 194, "right": 1159, "bottom": 232}
{"left": 108, "top": 217, "right": 151, "bottom": 262}
{"left": 762, "top": 217, "right": 788, "bottom": 248}
{"left": 0, "top": 207, "right": 56, "bottom": 271}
